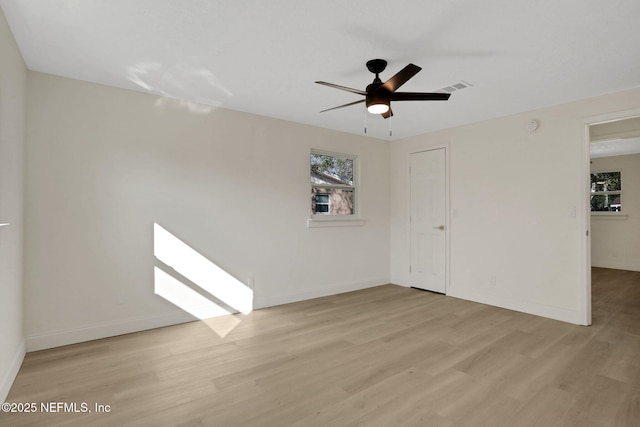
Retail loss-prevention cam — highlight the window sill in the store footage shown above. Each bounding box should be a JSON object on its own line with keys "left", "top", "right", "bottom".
{"left": 307, "top": 218, "right": 366, "bottom": 228}
{"left": 591, "top": 213, "right": 628, "bottom": 220}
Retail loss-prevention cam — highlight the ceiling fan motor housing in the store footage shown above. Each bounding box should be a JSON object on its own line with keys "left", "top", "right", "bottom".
{"left": 365, "top": 82, "right": 389, "bottom": 110}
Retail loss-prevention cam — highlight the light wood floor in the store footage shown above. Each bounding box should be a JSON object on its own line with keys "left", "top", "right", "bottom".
{"left": 2, "top": 268, "right": 639, "bottom": 426}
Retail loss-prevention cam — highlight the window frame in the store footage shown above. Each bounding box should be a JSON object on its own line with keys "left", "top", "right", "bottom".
{"left": 314, "top": 193, "right": 331, "bottom": 214}
{"left": 308, "top": 149, "right": 364, "bottom": 227}
{"left": 590, "top": 170, "right": 623, "bottom": 215}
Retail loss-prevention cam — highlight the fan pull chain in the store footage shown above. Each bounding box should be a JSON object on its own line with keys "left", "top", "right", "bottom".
{"left": 364, "top": 108, "right": 368, "bottom": 134}
{"left": 389, "top": 115, "right": 392, "bottom": 137}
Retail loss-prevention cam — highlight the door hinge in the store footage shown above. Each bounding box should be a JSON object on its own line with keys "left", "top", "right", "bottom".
{"left": 586, "top": 230, "right": 589, "bottom": 237}
{"left": 409, "top": 265, "right": 412, "bottom": 273}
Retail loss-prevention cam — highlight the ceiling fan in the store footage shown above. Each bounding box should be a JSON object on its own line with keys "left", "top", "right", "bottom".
{"left": 316, "top": 59, "right": 450, "bottom": 119}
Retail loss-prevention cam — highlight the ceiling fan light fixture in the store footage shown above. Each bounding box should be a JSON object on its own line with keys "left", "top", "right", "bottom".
{"left": 366, "top": 95, "right": 389, "bottom": 114}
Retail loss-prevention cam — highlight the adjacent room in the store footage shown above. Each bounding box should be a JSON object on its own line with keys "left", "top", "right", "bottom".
{"left": 1, "top": 1, "right": 639, "bottom": 425}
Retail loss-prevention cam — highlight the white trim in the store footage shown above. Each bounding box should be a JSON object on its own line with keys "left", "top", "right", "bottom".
{"left": 584, "top": 109, "right": 640, "bottom": 128}
{"left": 590, "top": 169, "right": 623, "bottom": 214}
{"left": 254, "top": 277, "right": 388, "bottom": 309}
{"left": 307, "top": 218, "right": 365, "bottom": 227}
{"left": 310, "top": 149, "right": 359, "bottom": 218}
{"left": 0, "top": 339, "right": 25, "bottom": 402}
{"left": 448, "top": 289, "right": 583, "bottom": 325}
{"left": 591, "top": 213, "right": 628, "bottom": 220}
{"left": 582, "top": 121, "right": 593, "bottom": 325}
{"left": 26, "top": 310, "right": 199, "bottom": 352}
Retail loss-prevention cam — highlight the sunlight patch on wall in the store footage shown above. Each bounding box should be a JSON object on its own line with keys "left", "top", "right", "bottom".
{"left": 153, "top": 223, "right": 252, "bottom": 337}
{"left": 154, "top": 223, "right": 253, "bottom": 314}
{"left": 154, "top": 267, "right": 233, "bottom": 318}
{"left": 154, "top": 268, "right": 241, "bottom": 338}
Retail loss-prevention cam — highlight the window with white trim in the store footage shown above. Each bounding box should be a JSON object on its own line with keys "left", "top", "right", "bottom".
{"left": 590, "top": 171, "right": 622, "bottom": 212}
{"left": 314, "top": 193, "right": 330, "bottom": 213}
{"left": 310, "top": 151, "right": 356, "bottom": 216}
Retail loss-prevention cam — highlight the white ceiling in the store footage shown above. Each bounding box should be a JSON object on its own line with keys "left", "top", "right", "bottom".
{"left": 2, "top": 0, "right": 640, "bottom": 140}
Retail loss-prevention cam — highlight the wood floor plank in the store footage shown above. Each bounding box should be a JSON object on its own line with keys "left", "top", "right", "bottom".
{"left": 2, "top": 267, "right": 639, "bottom": 426}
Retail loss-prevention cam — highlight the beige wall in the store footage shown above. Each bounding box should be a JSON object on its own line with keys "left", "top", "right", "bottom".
{"left": 591, "top": 153, "right": 640, "bottom": 271}
{"left": 390, "top": 87, "right": 640, "bottom": 324}
{"left": 24, "top": 72, "right": 391, "bottom": 350}
{"left": 0, "top": 6, "right": 27, "bottom": 401}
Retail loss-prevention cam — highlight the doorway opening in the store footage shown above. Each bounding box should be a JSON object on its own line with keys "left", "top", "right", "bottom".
{"left": 584, "top": 112, "right": 640, "bottom": 325}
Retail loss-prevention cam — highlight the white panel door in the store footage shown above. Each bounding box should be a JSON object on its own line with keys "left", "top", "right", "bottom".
{"left": 409, "top": 148, "right": 446, "bottom": 293}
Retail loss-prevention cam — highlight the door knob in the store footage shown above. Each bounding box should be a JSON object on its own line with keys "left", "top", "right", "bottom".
{"left": 433, "top": 225, "right": 445, "bottom": 231}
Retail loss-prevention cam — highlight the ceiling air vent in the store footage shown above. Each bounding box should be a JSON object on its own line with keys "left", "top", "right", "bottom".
{"left": 437, "top": 80, "right": 472, "bottom": 93}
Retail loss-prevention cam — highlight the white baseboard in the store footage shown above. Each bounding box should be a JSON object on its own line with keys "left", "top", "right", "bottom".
{"left": 26, "top": 310, "right": 198, "bottom": 352}
{"left": 591, "top": 260, "right": 640, "bottom": 272}
{"left": 254, "top": 277, "right": 389, "bottom": 309}
{"left": 447, "top": 288, "right": 583, "bottom": 325}
{"left": 1, "top": 338, "right": 26, "bottom": 402}
{"left": 26, "top": 278, "right": 389, "bottom": 352}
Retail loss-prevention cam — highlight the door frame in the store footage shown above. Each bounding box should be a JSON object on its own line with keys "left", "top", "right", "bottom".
{"left": 581, "top": 107, "right": 640, "bottom": 326}
{"left": 408, "top": 144, "right": 450, "bottom": 294}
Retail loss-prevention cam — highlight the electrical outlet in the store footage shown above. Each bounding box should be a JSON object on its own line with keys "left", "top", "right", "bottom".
{"left": 489, "top": 275, "right": 497, "bottom": 287}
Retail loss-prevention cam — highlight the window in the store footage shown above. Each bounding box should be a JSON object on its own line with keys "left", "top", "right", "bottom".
{"left": 310, "top": 151, "right": 356, "bottom": 216}
{"left": 314, "top": 193, "right": 330, "bottom": 213}
{"left": 590, "top": 171, "right": 622, "bottom": 212}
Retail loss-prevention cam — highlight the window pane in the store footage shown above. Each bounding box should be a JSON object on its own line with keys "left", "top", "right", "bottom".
{"left": 315, "top": 194, "right": 329, "bottom": 203}
{"left": 591, "top": 194, "right": 622, "bottom": 212}
{"left": 590, "top": 172, "right": 621, "bottom": 192}
{"left": 311, "top": 153, "right": 354, "bottom": 185}
{"left": 311, "top": 187, "right": 354, "bottom": 215}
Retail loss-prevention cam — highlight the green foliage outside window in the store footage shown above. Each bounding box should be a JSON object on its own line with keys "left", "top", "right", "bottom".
{"left": 590, "top": 172, "right": 622, "bottom": 212}
{"left": 310, "top": 153, "right": 353, "bottom": 185}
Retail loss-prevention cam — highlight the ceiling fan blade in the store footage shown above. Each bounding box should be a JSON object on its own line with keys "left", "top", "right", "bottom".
{"left": 381, "top": 107, "right": 393, "bottom": 119}
{"left": 381, "top": 64, "right": 421, "bottom": 92}
{"left": 320, "top": 99, "right": 366, "bottom": 113}
{"left": 390, "top": 92, "right": 451, "bottom": 101}
{"left": 315, "top": 81, "right": 367, "bottom": 95}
